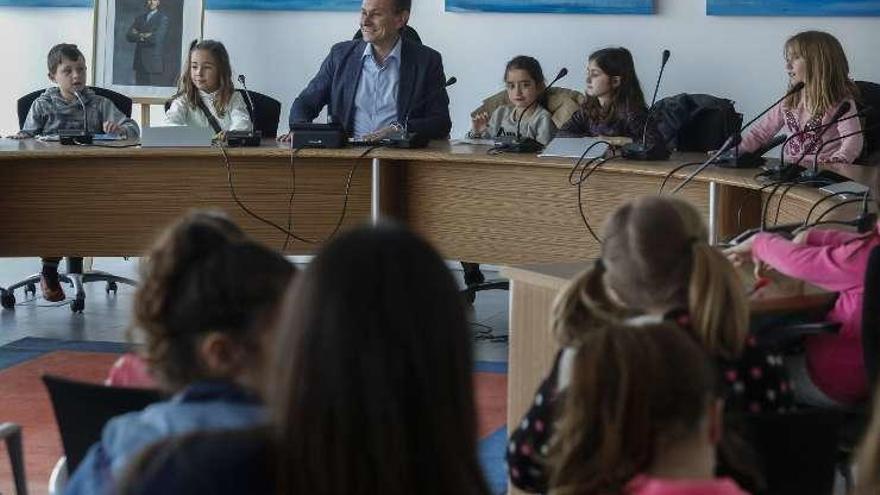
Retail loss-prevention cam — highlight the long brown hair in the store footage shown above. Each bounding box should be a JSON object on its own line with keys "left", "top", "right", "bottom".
{"left": 582, "top": 47, "right": 647, "bottom": 125}
{"left": 268, "top": 223, "right": 489, "bottom": 495}
{"left": 173, "top": 39, "right": 235, "bottom": 116}
{"left": 553, "top": 196, "right": 748, "bottom": 360}
{"left": 854, "top": 386, "right": 880, "bottom": 494}
{"left": 549, "top": 322, "right": 717, "bottom": 495}
{"left": 783, "top": 31, "right": 857, "bottom": 117}
{"left": 134, "top": 210, "right": 295, "bottom": 391}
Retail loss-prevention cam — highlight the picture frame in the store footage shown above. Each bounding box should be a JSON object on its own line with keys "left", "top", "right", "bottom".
{"left": 445, "top": 0, "right": 654, "bottom": 14}
{"left": 92, "top": 0, "right": 205, "bottom": 99}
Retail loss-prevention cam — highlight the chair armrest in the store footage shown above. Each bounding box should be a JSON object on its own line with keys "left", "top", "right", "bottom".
{"left": 754, "top": 321, "right": 841, "bottom": 349}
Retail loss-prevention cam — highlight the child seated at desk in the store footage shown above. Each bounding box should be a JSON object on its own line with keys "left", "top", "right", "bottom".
{"left": 165, "top": 39, "right": 252, "bottom": 134}
{"left": 7, "top": 43, "right": 140, "bottom": 302}
{"left": 557, "top": 47, "right": 665, "bottom": 158}
{"left": 468, "top": 55, "right": 556, "bottom": 145}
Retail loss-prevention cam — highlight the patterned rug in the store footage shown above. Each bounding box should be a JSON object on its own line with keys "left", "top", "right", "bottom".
{"left": 0, "top": 338, "right": 509, "bottom": 495}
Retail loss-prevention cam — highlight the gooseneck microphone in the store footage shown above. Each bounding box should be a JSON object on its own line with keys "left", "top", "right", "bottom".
{"left": 402, "top": 76, "right": 457, "bottom": 132}
{"left": 806, "top": 123, "right": 876, "bottom": 178}
{"left": 59, "top": 89, "right": 94, "bottom": 145}
{"left": 227, "top": 74, "right": 262, "bottom": 146}
{"left": 237, "top": 74, "right": 258, "bottom": 128}
{"left": 788, "top": 101, "right": 852, "bottom": 168}
{"left": 670, "top": 82, "right": 805, "bottom": 194}
{"left": 622, "top": 49, "right": 671, "bottom": 160}
{"left": 514, "top": 67, "right": 568, "bottom": 141}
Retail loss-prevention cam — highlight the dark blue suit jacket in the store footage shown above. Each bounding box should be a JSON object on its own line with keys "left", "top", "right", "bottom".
{"left": 289, "top": 38, "right": 451, "bottom": 139}
{"left": 126, "top": 10, "right": 170, "bottom": 74}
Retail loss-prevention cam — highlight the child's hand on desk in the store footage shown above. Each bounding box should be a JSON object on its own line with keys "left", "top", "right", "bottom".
{"left": 103, "top": 121, "right": 122, "bottom": 136}
{"left": 7, "top": 131, "right": 30, "bottom": 139}
{"left": 471, "top": 112, "right": 489, "bottom": 134}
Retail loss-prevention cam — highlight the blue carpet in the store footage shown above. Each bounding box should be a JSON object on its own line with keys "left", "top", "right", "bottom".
{"left": 0, "top": 337, "right": 131, "bottom": 371}
{"left": 479, "top": 427, "right": 509, "bottom": 495}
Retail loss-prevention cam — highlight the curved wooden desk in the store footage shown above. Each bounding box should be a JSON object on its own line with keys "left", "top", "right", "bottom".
{"left": 0, "top": 138, "right": 870, "bottom": 259}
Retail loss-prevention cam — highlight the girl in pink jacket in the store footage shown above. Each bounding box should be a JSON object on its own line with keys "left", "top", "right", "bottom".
{"left": 738, "top": 31, "right": 863, "bottom": 166}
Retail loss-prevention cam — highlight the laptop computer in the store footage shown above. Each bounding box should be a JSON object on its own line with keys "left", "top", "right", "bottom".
{"left": 140, "top": 125, "right": 214, "bottom": 148}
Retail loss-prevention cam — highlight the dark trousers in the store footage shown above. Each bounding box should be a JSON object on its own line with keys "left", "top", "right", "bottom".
{"left": 41, "top": 257, "right": 84, "bottom": 274}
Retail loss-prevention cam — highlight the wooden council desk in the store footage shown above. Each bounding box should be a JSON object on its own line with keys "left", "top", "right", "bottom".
{"left": 1, "top": 138, "right": 870, "bottom": 260}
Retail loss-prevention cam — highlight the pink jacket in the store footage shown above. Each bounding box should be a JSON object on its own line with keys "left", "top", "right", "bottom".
{"left": 752, "top": 226, "right": 880, "bottom": 404}
{"left": 739, "top": 98, "right": 863, "bottom": 165}
{"left": 626, "top": 476, "right": 749, "bottom": 495}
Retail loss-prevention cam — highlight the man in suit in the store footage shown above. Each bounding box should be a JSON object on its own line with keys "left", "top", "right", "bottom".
{"left": 126, "top": 0, "right": 170, "bottom": 86}
{"left": 284, "top": 0, "right": 451, "bottom": 141}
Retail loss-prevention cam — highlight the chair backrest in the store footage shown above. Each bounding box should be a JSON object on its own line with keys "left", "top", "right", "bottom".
{"left": 42, "top": 375, "right": 162, "bottom": 473}
{"left": 161, "top": 89, "right": 281, "bottom": 138}
{"left": 855, "top": 80, "right": 880, "bottom": 164}
{"left": 470, "top": 87, "right": 585, "bottom": 129}
{"left": 16, "top": 87, "right": 132, "bottom": 130}
{"left": 654, "top": 93, "right": 743, "bottom": 152}
{"left": 727, "top": 410, "right": 842, "bottom": 495}
{"left": 353, "top": 25, "right": 422, "bottom": 44}
{"left": 862, "top": 245, "right": 880, "bottom": 387}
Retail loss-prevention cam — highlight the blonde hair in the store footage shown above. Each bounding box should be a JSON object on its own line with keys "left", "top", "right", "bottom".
{"left": 784, "top": 31, "right": 857, "bottom": 117}
{"left": 552, "top": 196, "right": 748, "bottom": 360}
{"left": 854, "top": 389, "right": 880, "bottom": 494}
{"left": 173, "top": 40, "right": 236, "bottom": 117}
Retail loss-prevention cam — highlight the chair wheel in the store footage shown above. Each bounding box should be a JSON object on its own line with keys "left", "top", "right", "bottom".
{"left": 106, "top": 281, "right": 118, "bottom": 294}
{"left": 70, "top": 297, "right": 85, "bottom": 313}
{"left": 25, "top": 283, "right": 36, "bottom": 297}
{"left": 1, "top": 290, "right": 15, "bottom": 310}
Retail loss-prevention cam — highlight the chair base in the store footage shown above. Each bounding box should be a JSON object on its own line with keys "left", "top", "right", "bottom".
{"left": 1, "top": 270, "right": 136, "bottom": 313}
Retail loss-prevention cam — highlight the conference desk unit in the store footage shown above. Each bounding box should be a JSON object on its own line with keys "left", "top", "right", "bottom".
{"left": 2, "top": 138, "right": 868, "bottom": 260}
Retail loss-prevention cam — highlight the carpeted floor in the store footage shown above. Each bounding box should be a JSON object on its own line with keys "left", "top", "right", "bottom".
{"left": 0, "top": 337, "right": 509, "bottom": 495}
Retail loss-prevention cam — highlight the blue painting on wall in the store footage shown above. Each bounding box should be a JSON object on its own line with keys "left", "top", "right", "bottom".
{"left": 206, "top": 0, "right": 359, "bottom": 10}
{"left": 446, "top": 0, "right": 654, "bottom": 14}
{"left": 708, "top": 0, "right": 880, "bottom": 16}
{"left": 0, "top": 0, "right": 91, "bottom": 6}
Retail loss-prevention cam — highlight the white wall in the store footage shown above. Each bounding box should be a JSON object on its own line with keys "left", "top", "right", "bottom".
{"left": 3, "top": 0, "right": 879, "bottom": 136}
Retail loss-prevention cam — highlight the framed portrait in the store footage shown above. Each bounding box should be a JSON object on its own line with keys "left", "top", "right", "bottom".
{"left": 92, "top": 0, "right": 204, "bottom": 99}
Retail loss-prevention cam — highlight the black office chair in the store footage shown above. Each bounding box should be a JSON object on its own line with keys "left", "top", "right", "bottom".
{"left": 855, "top": 80, "right": 880, "bottom": 165}
{"left": 0, "top": 422, "right": 27, "bottom": 495}
{"left": 1, "top": 87, "right": 139, "bottom": 313}
{"left": 162, "top": 89, "right": 282, "bottom": 138}
{"left": 42, "top": 375, "right": 163, "bottom": 476}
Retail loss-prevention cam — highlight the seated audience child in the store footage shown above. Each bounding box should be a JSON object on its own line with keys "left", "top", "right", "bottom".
{"left": 558, "top": 47, "right": 665, "bottom": 157}
{"left": 165, "top": 39, "right": 253, "bottom": 134}
{"left": 65, "top": 210, "right": 295, "bottom": 494}
{"left": 726, "top": 212, "right": 880, "bottom": 408}
{"left": 117, "top": 223, "right": 490, "bottom": 495}
{"left": 508, "top": 197, "right": 791, "bottom": 493}
{"left": 7, "top": 43, "right": 140, "bottom": 303}
{"left": 468, "top": 55, "right": 557, "bottom": 145}
{"left": 550, "top": 322, "right": 749, "bottom": 495}
{"left": 737, "top": 30, "right": 862, "bottom": 165}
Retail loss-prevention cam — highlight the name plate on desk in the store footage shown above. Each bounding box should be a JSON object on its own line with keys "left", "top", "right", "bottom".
{"left": 140, "top": 126, "right": 214, "bottom": 148}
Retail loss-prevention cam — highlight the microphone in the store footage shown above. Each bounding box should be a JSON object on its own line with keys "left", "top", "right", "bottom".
{"left": 385, "top": 76, "right": 457, "bottom": 149}
{"left": 804, "top": 123, "right": 876, "bottom": 179}
{"left": 670, "top": 82, "right": 805, "bottom": 194}
{"left": 497, "top": 67, "right": 567, "bottom": 154}
{"left": 59, "top": 89, "right": 94, "bottom": 145}
{"left": 621, "top": 49, "right": 671, "bottom": 160}
{"left": 227, "top": 74, "right": 262, "bottom": 147}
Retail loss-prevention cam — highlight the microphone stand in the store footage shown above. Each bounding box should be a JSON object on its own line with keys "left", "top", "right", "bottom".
{"left": 60, "top": 89, "right": 94, "bottom": 145}
{"left": 227, "top": 74, "right": 262, "bottom": 147}
{"left": 621, "top": 50, "right": 671, "bottom": 160}
{"left": 494, "top": 68, "right": 567, "bottom": 153}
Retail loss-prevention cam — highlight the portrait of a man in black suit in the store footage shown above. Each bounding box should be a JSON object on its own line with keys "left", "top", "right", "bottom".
{"left": 126, "top": 0, "right": 170, "bottom": 86}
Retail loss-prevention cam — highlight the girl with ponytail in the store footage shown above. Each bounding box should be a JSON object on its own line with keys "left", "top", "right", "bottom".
{"left": 507, "top": 196, "right": 791, "bottom": 493}
{"left": 66, "top": 210, "right": 296, "bottom": 495}
{"left": 550, "top": 322, "right": 748, "bottom": 495}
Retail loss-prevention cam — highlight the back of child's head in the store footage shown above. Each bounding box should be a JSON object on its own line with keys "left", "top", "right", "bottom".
{"left": 176, "top": 39, "right": 235, "bottom": 112}
{"left": 784, "top": 30, "right": 855, "bottom": 116}
{"left": 268, "top": 222, "right": 488, "bottom": 495}
{"left": 550, "top": 322, "right": 717, "bottom": 495}
{"left": 134, "top": 210, "right": 295, "bottom": 391}
{"left": 47, "top": 43, "right": 85, "bottom": 73}
{"left": 552, "top": 196, "right": 747, "bottom": 360}
{"left": 585, "top": 47, "right": 646, "bottom": 123}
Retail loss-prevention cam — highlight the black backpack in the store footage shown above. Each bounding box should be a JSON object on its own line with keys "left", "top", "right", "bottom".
{"left": 654, "top": 93, "right": 743, "bottom": 152}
